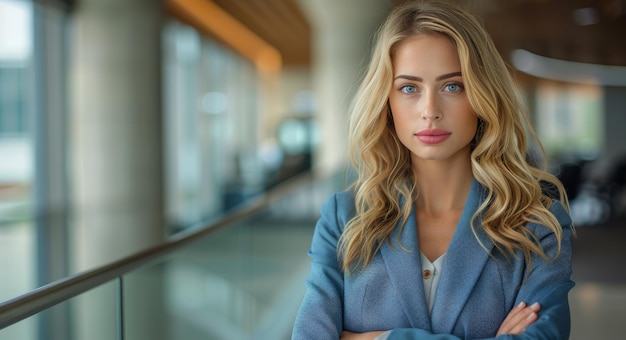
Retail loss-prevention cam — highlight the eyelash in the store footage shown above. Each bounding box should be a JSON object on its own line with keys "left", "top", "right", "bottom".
{"left": 399, "top": 85, "right": 417, "bottom": 94}
{"left": 398, "top": 82, "right": 464, "bottom": 94}
{"left": 444, "top": 83, "right": 464, "bottom": 92}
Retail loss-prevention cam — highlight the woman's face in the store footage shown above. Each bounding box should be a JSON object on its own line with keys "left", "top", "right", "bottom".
{"left": 388, "top": 33, "right": 477, "bottom": 166}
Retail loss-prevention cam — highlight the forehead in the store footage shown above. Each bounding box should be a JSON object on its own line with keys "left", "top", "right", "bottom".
{"left": 392, "top": 34, "right": 461, "bottom": 75}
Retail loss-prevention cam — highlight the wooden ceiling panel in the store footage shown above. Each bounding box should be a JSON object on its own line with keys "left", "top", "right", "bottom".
{"left": 211, "top": 0, "right": 311, "bottom": 66}
{"left": 173, "top": 0, "right": 625, "bottom": 68}
{"left": 392, "top": 0, "right": 626, "bottom": 66}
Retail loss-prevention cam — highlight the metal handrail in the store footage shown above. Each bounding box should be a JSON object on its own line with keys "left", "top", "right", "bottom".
{"left": 0, "top": 171, "right": 314, "bottom": 329}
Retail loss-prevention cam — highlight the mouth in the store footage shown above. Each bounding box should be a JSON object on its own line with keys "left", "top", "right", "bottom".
{"left": 415, "top": 129, "right": 451, "bottom": 144}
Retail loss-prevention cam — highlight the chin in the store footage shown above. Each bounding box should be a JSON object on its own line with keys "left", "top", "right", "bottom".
{"left": 412, "top": 148, "right": 471, "bottom": 163}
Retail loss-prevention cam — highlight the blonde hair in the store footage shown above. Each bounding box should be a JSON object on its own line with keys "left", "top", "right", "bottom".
{"left": 339, "top": 0, "right": 570, "bottom": 275}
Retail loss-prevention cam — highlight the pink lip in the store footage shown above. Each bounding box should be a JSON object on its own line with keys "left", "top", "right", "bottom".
{"left": 415, "top": 129, "right": 451, "bottom": 144}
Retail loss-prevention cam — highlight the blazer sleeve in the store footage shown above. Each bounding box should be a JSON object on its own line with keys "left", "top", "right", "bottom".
{"left": 498, "top": 200, "right": 575, "bottom": 339}
{"left": 292, "top": 193, "right": 346, "bottom": 340}
{"left": 386, "top": 201, "right": 575, "bottom": 340}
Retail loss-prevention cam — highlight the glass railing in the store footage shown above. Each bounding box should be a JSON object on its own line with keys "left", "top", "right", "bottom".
{"left": 0, "top": 171, "right": 348, "bottom": 340}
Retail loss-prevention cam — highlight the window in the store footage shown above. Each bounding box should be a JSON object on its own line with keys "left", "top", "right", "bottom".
{"left": 163, "top": 20, "right": 261, "bottom": 231}
{"left": 535, "top": 81, "right": 603, "bottom": 160}
{"left": 0, "top": 1, "right": 69, "bottom": 338}
{"left": 0, "top": 0, "right": 36, "bottom": 303}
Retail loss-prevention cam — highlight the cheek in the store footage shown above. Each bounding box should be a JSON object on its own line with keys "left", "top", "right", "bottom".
{"left": 459, "top": 103, "right": 478, "bottom": 138}
{"left": 390, "top": 111, "right": 409, "bottom": 136}
{"left": 391, "top": 117, "right": 415, "bottom": 152}
{"left": 389, "top": 100, "right": 410, "bottom": 127}
{"left": 463, "top": 116, "right": 478, "bottom": 139}
{"left": 468, "top": 115, "right": 478, "bottom": 134}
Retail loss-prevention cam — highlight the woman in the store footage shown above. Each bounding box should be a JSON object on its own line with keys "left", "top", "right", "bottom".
{"left": 292, "top": 1, "right": 574, "bottom": 339}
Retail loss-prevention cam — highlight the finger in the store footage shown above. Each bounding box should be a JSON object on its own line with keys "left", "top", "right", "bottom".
{"left": 501, "top": 302, "right": 541, "bottom": 335}
{"left": 340, "top": 331, "right": 355, "bottom": 340}
{"left": 497, "top": 302, "right": 527, "bottom": 334}
{"left": 508, "top": 306, "right": 539, "bottom": 334}
{"left": 528, "top": 302, "right": 540, "bottom": 313}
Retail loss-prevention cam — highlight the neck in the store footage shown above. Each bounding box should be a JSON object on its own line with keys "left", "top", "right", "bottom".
{"left": 412, "top": 156, "right": 473, "bottom": 216}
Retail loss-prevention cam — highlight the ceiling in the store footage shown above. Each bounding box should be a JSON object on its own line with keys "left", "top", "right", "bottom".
{"left": 210, "top": 0, "right": 311, "bottom": 66}
{"left": 198, "top": 0, "right": 626, "bottom": 68}
{"left": 437, "top": 0, "right": 626, "bottom": 67}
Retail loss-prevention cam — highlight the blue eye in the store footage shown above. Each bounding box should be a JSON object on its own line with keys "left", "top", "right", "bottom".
{"left": 400, "top": 85, "right": 417, "bottom": 94}
{"left": 444, "top": 83, "right": 463, "bottom": 92}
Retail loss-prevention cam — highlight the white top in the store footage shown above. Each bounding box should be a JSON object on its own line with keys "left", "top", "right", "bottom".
{"left": 420, "top": 251, "right": 446, "bottom": 314}
{"left": 375, "top": 252, "right": 446, "bottom": 340}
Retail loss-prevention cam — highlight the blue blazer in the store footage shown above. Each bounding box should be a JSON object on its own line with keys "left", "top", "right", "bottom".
{"left": 292, "top": 179, "right": 574, "bottom": 339}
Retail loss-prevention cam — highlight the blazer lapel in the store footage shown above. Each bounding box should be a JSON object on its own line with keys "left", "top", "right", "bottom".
{"left": 430, "top": 179, "right": 495, "bottom": 334}
{"left": 380, "top": 205, "right": 432, "bottom": 331}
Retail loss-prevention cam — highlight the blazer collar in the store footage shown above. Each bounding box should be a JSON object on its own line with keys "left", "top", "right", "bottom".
{"left": 379, "top": 204, "right": 432, "bottom": 331}
{"left": 430, "top": 179, "right": 494, "bottom": 333}
{"left": 379, "top": 179, "right": 493, "bottom": 332}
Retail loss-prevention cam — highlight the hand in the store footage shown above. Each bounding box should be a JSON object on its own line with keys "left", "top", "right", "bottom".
{"left": 496, "top": 301, "right": 541, "bottom": 336}
{"left": 341, "top": 331, "right": 386, "bottom": 339}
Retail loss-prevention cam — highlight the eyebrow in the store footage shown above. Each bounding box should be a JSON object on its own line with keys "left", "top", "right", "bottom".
{"left": 393, "top": 71, "right": 462, "bottom": 82}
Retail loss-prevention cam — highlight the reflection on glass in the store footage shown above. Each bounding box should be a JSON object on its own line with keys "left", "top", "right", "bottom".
{"left": 122, "top": 174, "right": 332, "bottom": 339}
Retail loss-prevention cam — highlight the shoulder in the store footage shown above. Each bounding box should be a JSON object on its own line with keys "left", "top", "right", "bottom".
{"left": 548, "top": 200, "right": 572, "bottom": 228}
{"left": 527, "top": 200, "right": 573, "bottom": 241}
{"left": 309, "top": 190, "right": 357, "bottom": 261}
{"left": 313, "top": 190, "right": 357, "bottom": 241}
{"left": 320, "top": 189, "right": 357, "bottom": 222}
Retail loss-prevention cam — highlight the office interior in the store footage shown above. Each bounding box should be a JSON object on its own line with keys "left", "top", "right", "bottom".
{"left": 0, "top": 0, "right": 625, "bottom": 339}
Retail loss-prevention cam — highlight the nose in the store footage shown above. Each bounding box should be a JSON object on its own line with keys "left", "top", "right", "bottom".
{"left": 420, "top": 91, "right": 442, "bottom": 121}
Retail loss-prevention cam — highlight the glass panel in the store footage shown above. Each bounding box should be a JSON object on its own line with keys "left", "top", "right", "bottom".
{"left": 0, "top": 309, "right": 37, "bottom": 340}
{"left": 119, "top": 263, "right": 169, "bottom": 340}
{"left": 123, "top": 174, "right": 341, "bottom": 339}
{"left": 69, "top": 280, "right": 120, "bottom": 340}
{"left": 0, "top": 174, "right": 344, "bottom": 339}
{"left": 0, "top": 220, "right": 35, "bottom": 303}
{"left": 0, "top": 280, "right": 118, "bottom": 340}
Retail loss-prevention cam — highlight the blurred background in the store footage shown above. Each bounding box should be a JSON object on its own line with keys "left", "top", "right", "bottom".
{"left": 0, "top": 0, "right": 625, "bottom": 339}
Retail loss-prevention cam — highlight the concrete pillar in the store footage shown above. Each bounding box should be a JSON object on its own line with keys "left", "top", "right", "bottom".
{"left": 298, "top": 0, "right": 391, "bottom": 176}
{"left": 70, "top": 0, "right": 166, "bottom": 339}
{"left": 71, "top": 0, "right": 164, "bottom": 272}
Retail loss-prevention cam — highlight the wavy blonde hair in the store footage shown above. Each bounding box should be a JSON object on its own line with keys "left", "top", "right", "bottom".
{"left": 339, "top": 0, "right": 570, "bottom": 275}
